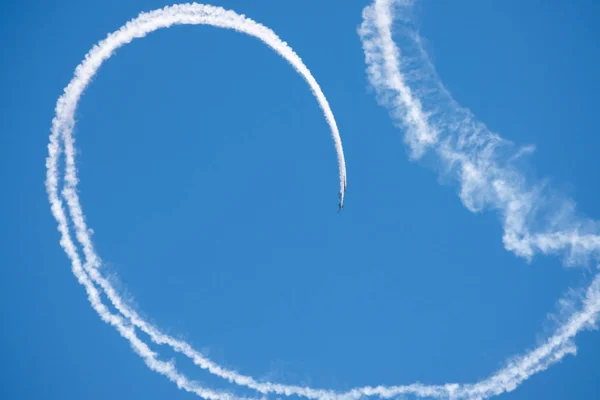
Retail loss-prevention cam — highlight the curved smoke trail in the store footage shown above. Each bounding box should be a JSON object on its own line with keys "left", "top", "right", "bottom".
{"left": 47, "top": 3, "right": 346, "bottom": 399}
{"left": 356, "top": 0, "right": 600, "bottom": 398}
{"left": 47, "top": 1, "right": 599, "bottom": 399}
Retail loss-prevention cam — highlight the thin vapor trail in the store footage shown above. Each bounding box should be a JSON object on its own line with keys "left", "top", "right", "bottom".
{"left": 47, "top": 3, "right": 345, "bottom": 399}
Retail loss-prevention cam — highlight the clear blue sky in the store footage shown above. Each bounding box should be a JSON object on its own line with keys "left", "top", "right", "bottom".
{"left": 1, "top": 0, "right": 599, "bottom": 399}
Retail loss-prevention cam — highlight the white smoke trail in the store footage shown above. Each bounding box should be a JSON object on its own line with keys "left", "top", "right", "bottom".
{"left": 47, "top": 3, "right": 346, "bottom": 399}
{"left": 355, "top": 0, "right": 600, "bottom": 398}
{"left": 359, "top": 0, "right": 600, "bottom": 265}
{"left": 47, "top": 1, "right": 599, "bottom": 399}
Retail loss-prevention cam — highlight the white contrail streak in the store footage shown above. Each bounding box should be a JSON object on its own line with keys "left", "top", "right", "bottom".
{"left": 47, "top": 1, "right": 598, "bottom": 399}
{"left": 360, "top": 0, "right": 600, "bottom": 264}
{"left": 47, "top": 3, "right": 346, "bottom": 399}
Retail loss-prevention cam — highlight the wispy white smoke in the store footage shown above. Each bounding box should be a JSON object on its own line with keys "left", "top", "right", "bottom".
{"left": 356, "top": 0, "right": 600, "bottom": 398}
{"left": 359, "top": 0, "right": 600, "bottom": 266}
{"left": 47, "top": 1, "right": 599, "bottom": 399}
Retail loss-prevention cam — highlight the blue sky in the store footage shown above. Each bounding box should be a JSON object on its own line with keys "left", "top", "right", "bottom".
{"left": 1, "top": 0, "right": 599, "bottom": 399}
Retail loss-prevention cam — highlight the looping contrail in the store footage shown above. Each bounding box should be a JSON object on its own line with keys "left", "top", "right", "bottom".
{"left": 47, "top": 3, "right": 346, "bottom": 399}
{"left": 47, "top": 1, "right": 599, "bottom": 399}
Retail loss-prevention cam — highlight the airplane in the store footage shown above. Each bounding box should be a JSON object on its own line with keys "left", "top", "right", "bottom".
{"left": 337, "top": 177, "right": 347, "bottom": 213}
